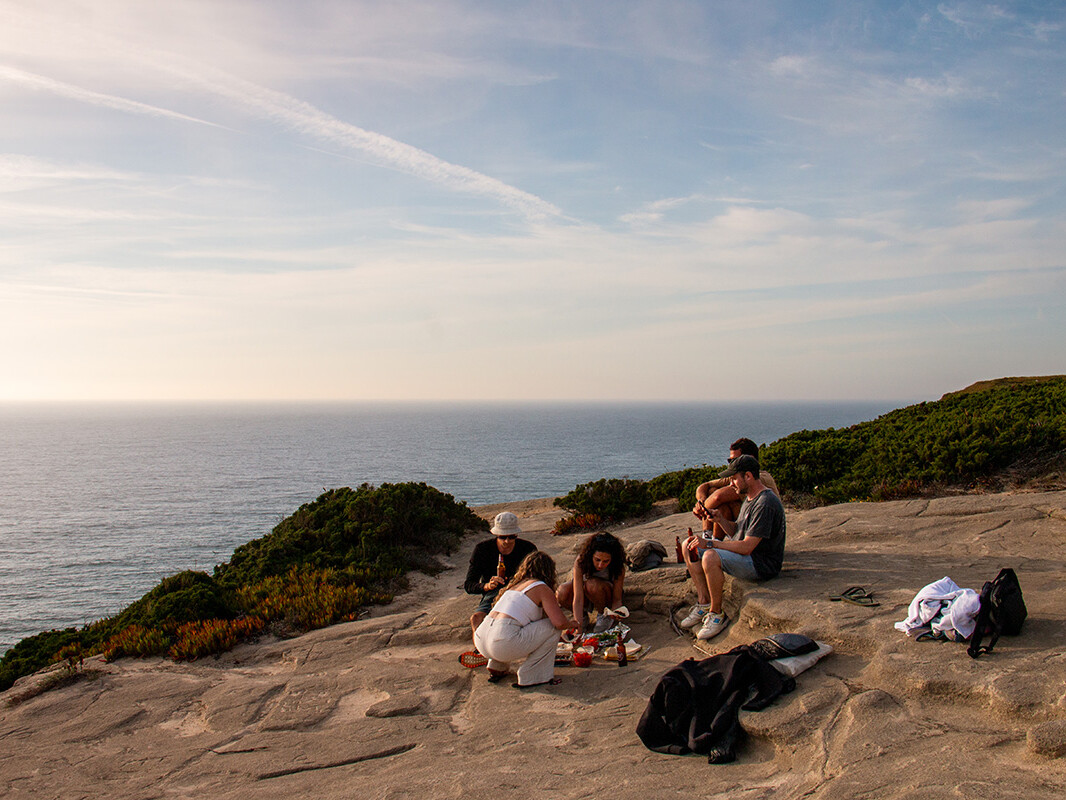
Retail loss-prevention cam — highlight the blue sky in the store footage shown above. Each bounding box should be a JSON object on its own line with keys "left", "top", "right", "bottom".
{"left": 1, "top": 1, "right": 1063, "bottom": 402}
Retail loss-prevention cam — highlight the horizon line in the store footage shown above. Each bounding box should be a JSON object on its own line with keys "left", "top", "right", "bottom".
{"left": 0, "top": 396, "right": 917, "bottom": 406}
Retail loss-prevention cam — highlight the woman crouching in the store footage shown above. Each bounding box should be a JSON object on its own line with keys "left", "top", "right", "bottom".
{"left": 474, "top": 551, "right": 573, "bottom": 688}
{"left": 556, "top": 532, "right": 626, "bottom": 634}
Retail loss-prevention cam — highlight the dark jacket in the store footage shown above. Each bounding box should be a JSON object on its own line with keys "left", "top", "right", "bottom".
{"left": 463, "top": 537, "right": 537, "bottom": 595}
{"left": 636, "top": 647, "right": 795, "bottom": 763}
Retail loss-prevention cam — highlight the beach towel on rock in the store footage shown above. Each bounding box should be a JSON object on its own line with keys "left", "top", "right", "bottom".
{"left": 894, "top": 576, "right": 982, "bottom": 641}
{"left": 636, "top": 649, "right": 795, "bottom": 763}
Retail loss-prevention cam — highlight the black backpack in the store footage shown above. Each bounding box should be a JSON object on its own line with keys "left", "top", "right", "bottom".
{"left": 967, "top": 568, "right": 1027, "bottom": 659}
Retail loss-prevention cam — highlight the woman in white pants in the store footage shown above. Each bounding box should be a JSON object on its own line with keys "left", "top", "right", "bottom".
{"left": 474, "top": 551, "right": 574, "bottom": 688}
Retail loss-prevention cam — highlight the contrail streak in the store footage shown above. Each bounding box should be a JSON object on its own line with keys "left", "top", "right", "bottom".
{"left": 159, "top": 62, "right": 561, "bottom": 220}
{"left": 0, "top": 64, "right": 226, "bottom": 129}
{"left": 0, "top": 56, "right": 561, "bottom": 220}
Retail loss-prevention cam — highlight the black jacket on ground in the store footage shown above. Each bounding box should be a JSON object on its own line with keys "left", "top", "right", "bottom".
{"left": 636, "top": 647, "right": 795, "bottom": 762}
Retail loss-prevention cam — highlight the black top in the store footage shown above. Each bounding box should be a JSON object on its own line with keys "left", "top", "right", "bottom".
{"left": 464, "top": 537, "right": 537, "bottom": 595}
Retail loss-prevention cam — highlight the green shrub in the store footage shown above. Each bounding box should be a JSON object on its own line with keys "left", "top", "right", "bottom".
{"left": 761, "top": 378, "right": 1066, "bottom": 503}
{"left": 0, "top": 629, "right": 83, "bottom": 694}
{"left": 111, "top": 571, "right": 238, "bottom": 630}
{"left": 647, "top": 465, "right": 717, "bottom": 503}
{"left": 236, "top": 566, "right": 392, "bottom": 630}
{"left": 645, "top": 464, "right": 730, "bottom": 515}
{"left": 1, "top": 482, "right": 487, "bottom": 691}
{"left": 554, "top": 477, "right": 652, "bottom": 521}
{"left": 639, "top": 377, "right": 1066, "bottom": 507}
{"left": 215, "top": 482, "right": 486, "bottom": 588}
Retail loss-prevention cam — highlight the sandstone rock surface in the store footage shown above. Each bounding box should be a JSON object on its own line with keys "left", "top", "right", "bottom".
{"left": 2, "top": 491, "right": 1065, "bottom": 799}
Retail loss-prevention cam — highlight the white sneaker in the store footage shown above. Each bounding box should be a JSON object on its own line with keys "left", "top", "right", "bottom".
{"left": 696, "top": 612, "right": 729, "bottom": 641}
{"left": 679, "top": 604, "right": 710, "bottom": 628}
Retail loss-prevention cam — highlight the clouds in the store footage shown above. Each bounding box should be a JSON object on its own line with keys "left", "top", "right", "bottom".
{"left": 0, "top": 1, "right": 1064, "bottom": 401}
{"left": 0, "top": 31, "right": 561, "bottom": 222}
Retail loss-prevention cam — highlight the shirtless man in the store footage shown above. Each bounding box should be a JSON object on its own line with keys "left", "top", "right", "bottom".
{"left": 691, "top": 437, "right": 779, "bottom": 541}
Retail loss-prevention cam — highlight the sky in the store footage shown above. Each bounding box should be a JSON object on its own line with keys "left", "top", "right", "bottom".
{"left": 1, "top": 1, "right": 1064, "bottom": 403}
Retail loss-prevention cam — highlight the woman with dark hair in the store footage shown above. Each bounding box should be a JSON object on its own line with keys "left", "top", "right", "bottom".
{"left": 556, "top": 532, "right": 626, "bottom": 634}
{"left": 474, "top": 551, "right": 574, "bottom": 688}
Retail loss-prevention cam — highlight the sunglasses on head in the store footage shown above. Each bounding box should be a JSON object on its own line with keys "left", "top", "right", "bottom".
{"left": 497, "top": 534, "right": 517, "bottom": 541}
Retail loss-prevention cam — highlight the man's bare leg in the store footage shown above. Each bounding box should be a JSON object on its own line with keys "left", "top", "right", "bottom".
{"left": 701, "top": 549, "right": 725, "bottom": 614}
{"left": 684, "top": 549, "right": 711, "bottom": 605}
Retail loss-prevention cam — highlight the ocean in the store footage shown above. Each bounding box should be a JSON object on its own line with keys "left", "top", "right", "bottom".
{"left": 0, "top": 400, "right": 898, "bottom": 654}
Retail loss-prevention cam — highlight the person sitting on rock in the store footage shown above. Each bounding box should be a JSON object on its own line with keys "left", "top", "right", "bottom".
{"left": 474, "top": 551, "right": 574, "bottom": 687}
{"left": 691, "top": 437, "right": 779, "bottom": 542}
{"left": 556, "top": 531, "right": 626, "bottom": 634}
{"left": 679, "top": 454, "right": 786, "bottom": 641}
{"left": 464, "top": 511, "right": 537, "bottom": 647}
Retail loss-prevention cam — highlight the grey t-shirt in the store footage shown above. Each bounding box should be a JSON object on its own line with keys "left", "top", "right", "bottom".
{"left": 736, "top": 489, "right": 786, "bottom": 579}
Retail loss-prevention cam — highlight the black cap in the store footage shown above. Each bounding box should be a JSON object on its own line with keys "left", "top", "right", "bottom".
{"left": 719, "top": 454, "right": 760, "bottom": 478}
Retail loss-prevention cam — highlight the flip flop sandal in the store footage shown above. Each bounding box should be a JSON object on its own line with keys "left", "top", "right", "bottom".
{"left": 915, "top": 630, "right": 949, "bottom": 642}
{"left": 828, "top": 587, "right": 879, "bottom": 606}
{"left": 512, "top": 678, "right": 563, "bottom": 689}
{"left": 828, "top": 586, "right": 865, "bottom": 600}
{"left": 458, "top": 651, "right": 488, "bottom": 668}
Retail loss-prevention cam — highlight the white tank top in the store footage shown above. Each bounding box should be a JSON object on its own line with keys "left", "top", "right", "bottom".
{"left": 493, "top": 581, "right": 546, "bottom": 625}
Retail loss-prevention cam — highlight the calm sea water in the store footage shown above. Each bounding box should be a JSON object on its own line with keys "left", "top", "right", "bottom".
{"left": 0, "top": 400, "right": 897, "bottom": 653}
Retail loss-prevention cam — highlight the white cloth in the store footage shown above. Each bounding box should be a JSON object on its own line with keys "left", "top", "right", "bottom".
{"left": 770, "top": 641, "right": 833, "bottom": 677}
{"left": 894, "top": 576, "right": 982, "bottom": 640}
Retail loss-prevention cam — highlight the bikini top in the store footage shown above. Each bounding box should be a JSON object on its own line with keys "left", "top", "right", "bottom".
{"left": 493, "top": 580, "right": 546, "bottom": 625}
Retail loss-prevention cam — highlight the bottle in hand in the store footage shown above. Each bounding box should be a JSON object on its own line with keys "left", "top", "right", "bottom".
{"left": 497, "top": 554, "right": 506, "bottom": 579}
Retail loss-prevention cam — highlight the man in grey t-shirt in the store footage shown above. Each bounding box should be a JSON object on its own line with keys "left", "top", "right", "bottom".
{"left": 678, "top": 454, "right": 786, "bottom": 641}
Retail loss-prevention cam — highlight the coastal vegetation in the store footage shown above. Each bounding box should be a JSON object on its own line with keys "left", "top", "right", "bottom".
{"left": 552, "top": 478, "right": 652, "bottom": 534}
{"left": 0, "top": 482, "right": 486, "bottom": 692}
{"left": 759, "top": 376, "right": 1066, "bottom": 505}
{"left": 566, "top": 376, "right": 1066, "bottom": 518}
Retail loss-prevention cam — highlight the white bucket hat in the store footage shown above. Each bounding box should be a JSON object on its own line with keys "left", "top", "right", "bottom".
{"left": 490, "top": 511, "right": 522, "bottom": 537}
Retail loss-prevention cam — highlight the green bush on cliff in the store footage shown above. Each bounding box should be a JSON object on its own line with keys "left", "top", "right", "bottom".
{"left": 642, "top": 377, "right": 1066, "bottom": 508}
{"left": 647, "top": 466, "right": 715, "bottom": 504}
{"left": 113, "top": 571, "right": 238, "bottom": 629}
{"left": 0, "top": 629, "right": 84, "bottom": 695}
{"left": 215, "top": 482, "right": 487, "bottom": 587}
{"left": 760, "top": 377, "right": 1066, "bottom": 503}
{"left": 0, "top": 482, "right": 488, "bottom": 692}
{"left": 554, "top": 477, "right": 653, "bottom": 521}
